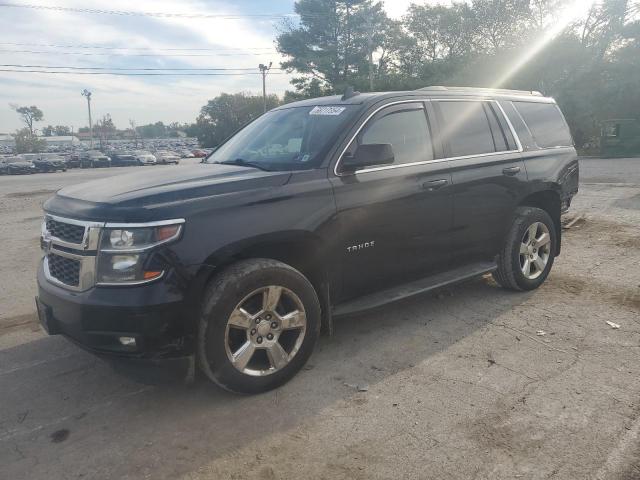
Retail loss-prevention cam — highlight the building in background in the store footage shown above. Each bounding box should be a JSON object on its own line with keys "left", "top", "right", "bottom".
{"left": 601, "top": 119, "right": 640, "bottom": 157}
{"left": 41, "top": 135, "right": 81, "bottom": 148}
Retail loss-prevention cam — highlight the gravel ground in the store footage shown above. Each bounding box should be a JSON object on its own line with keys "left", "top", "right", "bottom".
{"left": 0, "top": 158, "right": 639, "bottom": 480}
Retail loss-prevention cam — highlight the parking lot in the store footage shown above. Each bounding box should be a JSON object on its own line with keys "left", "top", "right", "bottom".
{"left": 0, "top": 157, "right": 639, "bottom": 479}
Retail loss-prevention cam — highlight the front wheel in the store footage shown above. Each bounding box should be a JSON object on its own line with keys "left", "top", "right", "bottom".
{"left": 493, "top": 206, "right": 556, "bottom": 291}
{"left": 198, "top": 259, "right": 321, "bottom": 394}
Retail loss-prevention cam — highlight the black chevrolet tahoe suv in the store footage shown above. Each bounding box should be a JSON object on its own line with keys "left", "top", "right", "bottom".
{"left": 37, "top": 86, "right": 579, "bottom": 393}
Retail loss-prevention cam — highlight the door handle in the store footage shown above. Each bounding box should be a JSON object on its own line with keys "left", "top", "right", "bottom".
{"left": 422, "top": 179, "right": 449, "bottom": 191}
{"left": 502, "top": 166, "right": 521, "bottom": 176}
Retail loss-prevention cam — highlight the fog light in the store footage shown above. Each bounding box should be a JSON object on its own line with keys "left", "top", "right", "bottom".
{"left": 118, "top": 336, "right": 136, "bottom": 347}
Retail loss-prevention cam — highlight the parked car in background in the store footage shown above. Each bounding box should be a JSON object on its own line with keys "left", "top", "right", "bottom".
{"left": 110, "top": 153, "right": 139, "bottom": 167}
{"left": 66, "top": 153, "right": 82, "bottom": 169}
{"left": 34, "top": 154, "right": 67, "bottom": 173}
{"left": 155, "top": 151, "right": 180, "bottom": 165}
{"left": 192, "top": 149, "right": 208, "bottom": 158}
{"left": 5, "top": 157, "right": 36, "bottom": 174}
{"left": 133, "top": 150, "right": 157, "bottom": 165}
{"left": 0, "top": 157, "right": 8, "bottom": 174}
{"left": 81, "top": 151, "right": 111, "bottom": 168}
{"left": 18, "top": 153, "right": 39, "bottom": 162}
{"left": 180, "top": 149, "right": 195, "bottom": 158}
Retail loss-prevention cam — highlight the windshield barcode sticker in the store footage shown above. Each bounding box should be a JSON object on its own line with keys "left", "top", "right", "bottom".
{"left": 309, "top": 106, "right": 347, "bottom": 116}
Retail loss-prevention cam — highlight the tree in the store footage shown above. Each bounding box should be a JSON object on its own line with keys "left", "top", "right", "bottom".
{"left": 471, "top": 0, "right": 531, "bottom": 53}
{"left": 129, "top": 119, "right": 139, "bottom": 148}
{"left": 404, "top": 3, "right": 475, "bottom": 62}
{"left": 194, "top": 92, "right": 280, "bottom": 147}
{"left": 43, "top": 125, "right": 71, "bottom": 136}
{"left": 13, "top": 128, "right": 46, "bottom": 153}
{"left": 277, "top": 0, "right": 394, "bottom": 95}
{"left": 260, "top": 0, "right": 640, "bottom": 149}
{"left": 136, "top": 121, "right": 167, "bottom": 139}
{"left": 10, "top": 105, "right": 43, "bottom": 135}
{"left": 527, "top": 0, "right": 567, "bottom": 29}
{"left": 54, "top": 125, "right": 71, "bottom": 136}
{"left": 579, "top": 0, "right": 633, "bottom": 59}
{"left": 95, "top": 114, "right": 116, "bottom": 149}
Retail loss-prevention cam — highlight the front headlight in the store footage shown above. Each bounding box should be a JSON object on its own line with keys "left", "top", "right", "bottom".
{"left": 96, "top": 221, "right": 183, "bottom": 284}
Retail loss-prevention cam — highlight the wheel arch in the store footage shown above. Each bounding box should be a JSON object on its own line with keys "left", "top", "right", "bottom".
{"left": 193, "top": 231, "right": 334, "bottom": 335}
{"left": 518, "top": 188, "right": 562, "bottom": 255}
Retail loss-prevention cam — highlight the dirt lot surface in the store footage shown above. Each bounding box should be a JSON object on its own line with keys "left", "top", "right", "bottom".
{"left": 0, "top": 158, "right": 639, "bottom": 479}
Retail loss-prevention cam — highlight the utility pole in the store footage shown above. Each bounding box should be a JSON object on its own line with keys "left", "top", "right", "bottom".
{"left": 81, "top": 89, "right": 93, "bottom": 149}
{"left": 258, "top": 62, "right": 272, "bottom": 113}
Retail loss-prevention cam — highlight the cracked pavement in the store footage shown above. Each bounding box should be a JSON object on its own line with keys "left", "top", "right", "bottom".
{"left": 0, "top": 157, "right": 639, "bottom": 479}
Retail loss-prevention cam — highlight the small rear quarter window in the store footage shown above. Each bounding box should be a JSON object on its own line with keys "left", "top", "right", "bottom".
{"left": 513, "top": 101, "right": 573, "bottom": 149}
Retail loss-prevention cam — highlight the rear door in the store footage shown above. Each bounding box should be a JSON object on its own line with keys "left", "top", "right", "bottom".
{"left": 330, "top": 101, "right": 454, "bottom": 301}
{"left": 433, "top": 99, "right": 527, "bottom": 267}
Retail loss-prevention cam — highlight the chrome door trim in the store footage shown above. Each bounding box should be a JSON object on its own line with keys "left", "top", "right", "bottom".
{"left": 333, "top": 99, "right": 431, "bottom": 177}
{"left": 495, "top": 101, "right": 523, "bottom": 152}
{"left": 334, "top": 98, "right": 525, "bottom": 177}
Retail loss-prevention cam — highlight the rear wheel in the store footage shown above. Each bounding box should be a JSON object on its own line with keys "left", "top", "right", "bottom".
{"left": 198, "top": 259, "right": 320, "bottom": 394}
{"left": 493, "top": 206, "right": 556, "bottom": 291}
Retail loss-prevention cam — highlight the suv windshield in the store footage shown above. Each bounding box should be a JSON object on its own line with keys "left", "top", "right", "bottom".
{"left": 206, "top": 105, "right": 357, "bottom": 171}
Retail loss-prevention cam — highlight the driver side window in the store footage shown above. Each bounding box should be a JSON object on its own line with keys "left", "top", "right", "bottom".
{"left": 358, "top": 104, "right": 434, "bottom": 165}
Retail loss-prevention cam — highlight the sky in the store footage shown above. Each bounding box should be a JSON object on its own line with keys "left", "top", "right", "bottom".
{"left": 0, "top": 0, "right": 422, "bottom": 133}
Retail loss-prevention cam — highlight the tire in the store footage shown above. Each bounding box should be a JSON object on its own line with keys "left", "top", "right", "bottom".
{"left": 197, "top": 259, "right": 321, "bottom": 394}
{"left": 493, "top": 206, "right": 557, "bottom": 291}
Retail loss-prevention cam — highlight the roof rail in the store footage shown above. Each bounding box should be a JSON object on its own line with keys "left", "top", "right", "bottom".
{"left": 416, "top": 86, "right": 543, "bottom": 97}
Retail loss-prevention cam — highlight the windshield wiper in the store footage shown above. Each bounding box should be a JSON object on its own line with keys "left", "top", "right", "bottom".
{"left": 217, "top": 158, "right": 271, "bottom": 172}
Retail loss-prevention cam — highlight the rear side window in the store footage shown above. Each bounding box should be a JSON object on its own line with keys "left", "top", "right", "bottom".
{"left": 359, "top": 104, "right": 433, "bottom": 165}
{"left": 437, "top": 101, "right": 496, "bottom": 157}
{"left": 513, "top": 102, "right": 573, "bottom": 148}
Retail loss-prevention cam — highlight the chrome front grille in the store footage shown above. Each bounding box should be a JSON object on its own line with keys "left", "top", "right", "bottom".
{"left": 45, "top": 218, "right": 85, "bottom": 244}
{"left": 47, "top": 253, "right": 81, "bottom": 286}
{"left": 42, "top": 215, "right": 104, "bottom": 291}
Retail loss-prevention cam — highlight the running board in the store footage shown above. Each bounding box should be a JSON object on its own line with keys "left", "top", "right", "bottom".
{"left": 332, "top": 262, "right": 497, "bottom": 317}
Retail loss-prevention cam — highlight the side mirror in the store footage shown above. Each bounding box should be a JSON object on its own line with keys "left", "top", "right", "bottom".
{"left": 341, "top": 143, "right": 394, "bottom": 172}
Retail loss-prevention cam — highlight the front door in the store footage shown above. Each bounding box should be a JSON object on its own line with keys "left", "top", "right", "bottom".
{"left": 330, "top": 101, "right": 454, "bottom": 301}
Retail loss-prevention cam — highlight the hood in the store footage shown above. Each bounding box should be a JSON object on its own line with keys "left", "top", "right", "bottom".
{"left": 50, "top": 163, "right": 291, "bottom": 209}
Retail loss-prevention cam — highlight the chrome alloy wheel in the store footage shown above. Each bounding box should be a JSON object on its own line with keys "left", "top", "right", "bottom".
{"left": 224, "top": 286, "right": 307, "bottom": 377}
{"left": 520, "top": 222, "right": 551, "bottom": 280}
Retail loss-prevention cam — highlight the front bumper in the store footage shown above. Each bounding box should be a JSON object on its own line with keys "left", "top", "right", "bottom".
{"left": 36, "top": 261, "right": 194, "bottom": 360}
